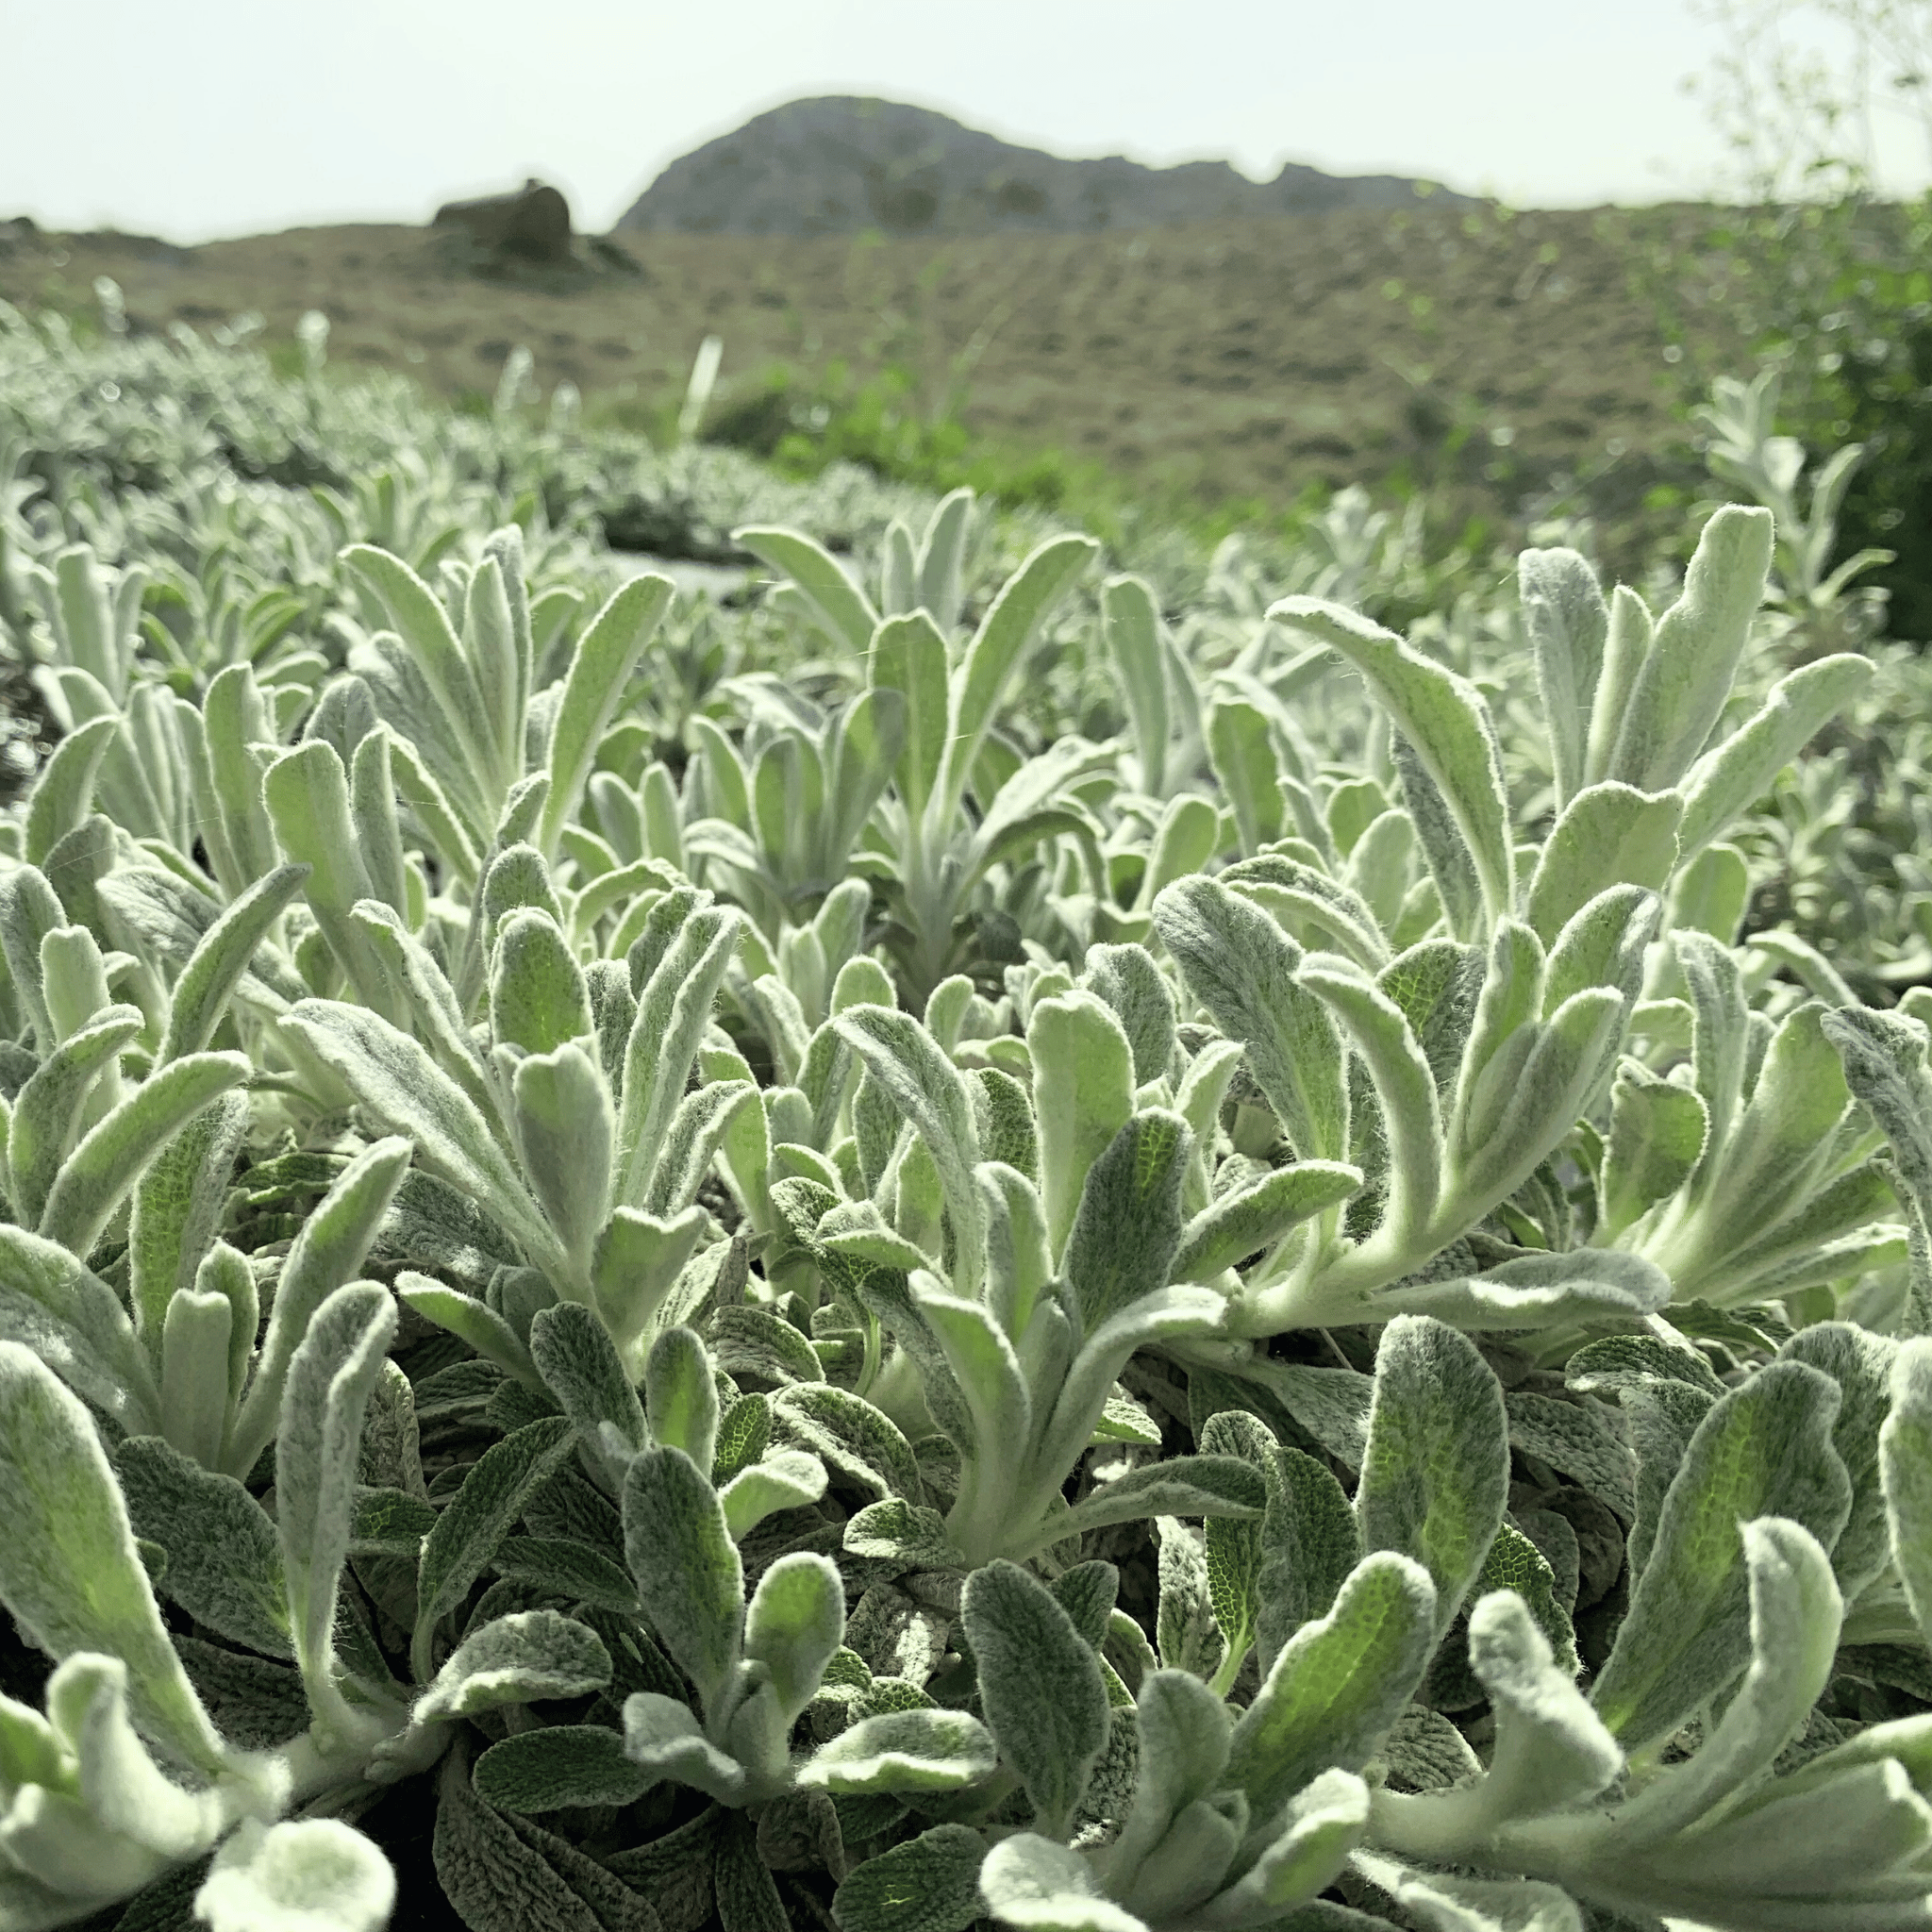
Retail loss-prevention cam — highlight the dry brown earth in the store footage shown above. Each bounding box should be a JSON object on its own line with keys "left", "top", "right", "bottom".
{"left": 0, "top": 204, "right": 1738, "bottom": 517}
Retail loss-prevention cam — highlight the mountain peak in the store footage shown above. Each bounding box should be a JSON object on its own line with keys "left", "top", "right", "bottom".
{"left": 614, "top": 95, "right": 1472, "bottom": 237}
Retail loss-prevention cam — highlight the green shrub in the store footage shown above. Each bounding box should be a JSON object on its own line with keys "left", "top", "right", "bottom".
{"left": 4, "top": 297, "right": 1932, "bottom": 1932}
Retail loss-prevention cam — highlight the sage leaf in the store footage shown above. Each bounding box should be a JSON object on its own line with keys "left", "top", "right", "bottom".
{"left": 830, "top": 1823, "right": 987, "bottom": 1932}
{"left": 1591, "top": 1359, "right": 1851, "bottom": 1750}
{"left": 962, "top": 1559, "right": 1110, "bottom": 1841}
{"left": 276, "top": 1281, "right": 397, "bottom": 1710}
{"left": 1274, "top": 597, "right": 1513, "bottom": 928}
{"left": 800, "top": 1708, "right": 997, "bottom": 1794}
{"left": 116, "top": 1435, "right": 291, "bottom": 1659}
{"left": 1062, "top": 1109, "right": 1191, "bottom": 1331}
{"left": 1224, "top": 1550, "right": 1437, "bottom": 1825}
{"left": 472, "top": 1724, "right": 655, "bottom": 1813}
{"left": 623, "top": 1445, "right": 744, "bottom": 1711}
{"left": 0, "top": 1341, "right": 225, "bottom": 1774}
{"left": 37, "top": 1049, "right": 251, "bottom": 1259}
{"left": 1603, "top": 505, "right": 1774, "bottom": 791}
{"left": 1355, "top": 1317, "right": 1509, "bottom": 1641}
{"left": 1154, "top": 876, "right": 1348, "bottom": 1162}
{"left": 744, "top": 1552, "right": 844, "bottom": 1724}
{"left": 412, "top": 1609, "right": 612, "bottom": 1726}
{"left": 414, "top": 1416, "right": 576, "bottom": 1682}
{"left": 196, "top": 1818, "right": 395, "bottom": 1932}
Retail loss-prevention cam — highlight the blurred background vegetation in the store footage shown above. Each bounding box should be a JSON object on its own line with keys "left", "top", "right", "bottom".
{"left": 7, "top": 0, "right": 1932, "bottom": 627}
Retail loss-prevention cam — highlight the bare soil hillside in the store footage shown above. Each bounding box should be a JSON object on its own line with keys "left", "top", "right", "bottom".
{"left": 0, "top": 203, "right": 1735, "bottom": 520}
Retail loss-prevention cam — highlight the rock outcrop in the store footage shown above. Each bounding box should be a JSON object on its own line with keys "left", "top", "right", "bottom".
{"left": 614, "top": 97, "right": 1472, "bottom": 237}
{"left": 433, "top": 179, "right": 574, "bottom": 264}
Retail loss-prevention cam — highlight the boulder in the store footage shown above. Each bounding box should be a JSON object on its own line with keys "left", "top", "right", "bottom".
{"left": 432, "top": 179, "right": 573, "bottom": 264}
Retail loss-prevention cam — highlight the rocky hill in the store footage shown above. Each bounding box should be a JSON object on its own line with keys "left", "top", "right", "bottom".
{"left": 615, "top": 96, "right": 1474, "bottom": 237}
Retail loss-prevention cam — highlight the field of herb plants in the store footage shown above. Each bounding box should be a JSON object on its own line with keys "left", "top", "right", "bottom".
{"left": 9, "top": 285, "right": 1932, "bottom": 1932}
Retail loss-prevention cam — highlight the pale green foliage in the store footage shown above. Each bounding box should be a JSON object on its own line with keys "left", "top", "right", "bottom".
{"left": 0, "top": 308, "right": 1929, "bottom": 1930}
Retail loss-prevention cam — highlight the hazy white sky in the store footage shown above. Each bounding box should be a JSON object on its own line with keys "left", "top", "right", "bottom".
{"left": 5, "top": 0, "right": 1927, "bottom": 240}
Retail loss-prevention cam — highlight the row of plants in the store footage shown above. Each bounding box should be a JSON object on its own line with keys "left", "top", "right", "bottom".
{"left": 7, "top": 297, "right": 1932, "bottom": 1930}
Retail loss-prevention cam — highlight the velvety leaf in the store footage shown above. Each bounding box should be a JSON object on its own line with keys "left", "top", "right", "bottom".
{"left": 1598, "top": 1061, "right": 1707, "bottom": 1239}
{"left": 938, "top": 533, "right": 1099, "bottom": 816}
{"left": 0, "top": 1223, "right": 161, "bottom": 1435}
{"left": 975, "top": 1832, "right": 1141, "bottom": 1932}
{"left": 1524, "top": 783, "right": 1680, "bottom": 948}
{"left": 24, "top": 715, "right": 119, "bottom": 870}
{"left": 530, "top": 1302, "right": 648, "bottom": 1464}
{"left": 800, "top": 1707, "right": 996, "bottom": 1793}
{"left": 1301, "top": 960, "right": 1442, "bottom": 1249}
{"left": 1203, "top": 1765, "right": 1368, "bottom": 1921}
{"left": 414, "top": 1416, "right": 576, "bottom": 1682}
{"left": 1103, "top": 1667, "right": 1232, "bottom": 1901}
{"left": 962, "top": 1559, "right": 1110, "bottom": 1840}
{"left": 37, "top": 1050, "right": 251, "bottom": 1259}
{"left": 0, "top": 1341, "right": 225, "bottom": 1774}
{"left": 1519, "top": 545, "right": 1607, "bottom": 810}
{"left": 1355, "top": 1317, "right": 1509, "bottom": 1641}
{"left": 1048, "top": 1562, "right": 1121, "bottom": 1652}
{"left": 1602, "top": 505, "right": 1774, "bottom": 791}
{"left": 540, "top": 573, "right": 676, "bottom": 857}
{"left": 647, "top": 1324, "right": 721, "bottom": 1474}
{"left": 1153, "top": 876, "right": 1348, "bottom": 1163}
{"left": 281, "top": 1000, "right": 557, "bottom": 1267}
{"left": 1612, "top": 1517, "right": 1840, "bottom": 1846}
{"left": 511, "top": 1043, "right": 613, "bottom": 1270}
{"left": 491, "top": 909, "right": 593, "bottom": 1057}
{"left": 128, "top": 1092, "right": 249, "bottom": 1365}
{"left": 843, "top": 1497, "right": 962, "bottom": 1568}
{"left": 1353, "top": 1853, "right": 1585, "bottom": 1932}
{"left": 1591, "top": 1359, "right": 1851, "bottom": 1750}
{"left": 1881, "top": 1337, "right": 1932, "bottom": 1651}
{"left": 830, "top": 1005, "right": 986, "bottom": 1287}
{"left": 713, "top": 1809, "right": 791, "bottom": 1932}
{"left": 719, "top": 1448, "right": 828, "bottom": 1540}
{"left": 1257, "top": 1448, "right": 1364, "bottom": 1674}
{"left": 744, "top": 1552, "right": 844, "bottom": 1724}
{"left": 871, "top": 612, "right": 950, "bottom": 824}
{"left": 468, "top": 1724, "right": 655, "bottom": 1814}
{"left": 277, "top": 1281, "right": 397, "bottom": 1706}
{"left": 1782, "top": 1322, "right": 1896, "bottom": 1602}
{"left": 115, "top": 1435, "right": 291, "bottom": 1659}
{"left": 158, "top": 864, "right": 310, "bottom": 1063}
{"left": 1224, "top": 1550, "right": 1437, "bottom": 1825}
{"left": 1274, "top": 597, "right": 1513, "bottom": 927}
{"left": 736, "top": 527, "right": 880, "bottom": 658}
{"left": 195, "top": 1817, "right": 395, "bottom": 1932}
{"left": 8, "top": 1002, "right": 143, "bottom": 1229}
{"left": 1677, "top": 653, "right": 1875, "bottom": 858}
{"left": 623, "top": 1445, "right": 744, "bottom": 1709}
{"left": 491, "top": 1537, "right": 641, "bottom": 1614}
{"left": 1375, "top": 1247, "right": 1670, "bottom": 1336}
{"left": 1062, "top": 1109, "right": 1190, "bottom": 1331}
{"left": 412, "top": 1608, "right": 612, "bottom": 1725}
{"left": 618, "top": 1692, "right": 745, "bottom": 1807}
{"left": 1025, "top": 990, "right": 1136, "bottom": 1267}
{"left": 1174, "top": 1161, "right": 1362, "bottom": 1282}
{"left": 829, "top": 1822, "right": 986, "bottom": 1932}
{"left": 1054, "top": 1456, "right": 1267, "bottom": 1545}
{"left": 771, "top": 1383, "right": 922, "bottom": 1504}
{"left": 709, "top": 1304, "right": 824, "bottom": 1388}
{"left": 348, "top": 1483, "right": 437, "bottom": 1557}
{"left": 227, "top": 1137, "right": 415, "bottom": 1487}
{"left": 1084, "top": 941, "right": 1178, "bottom": 1087}
{"left": 1103, "top": 576, "right": 1173, "bottom": 797}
